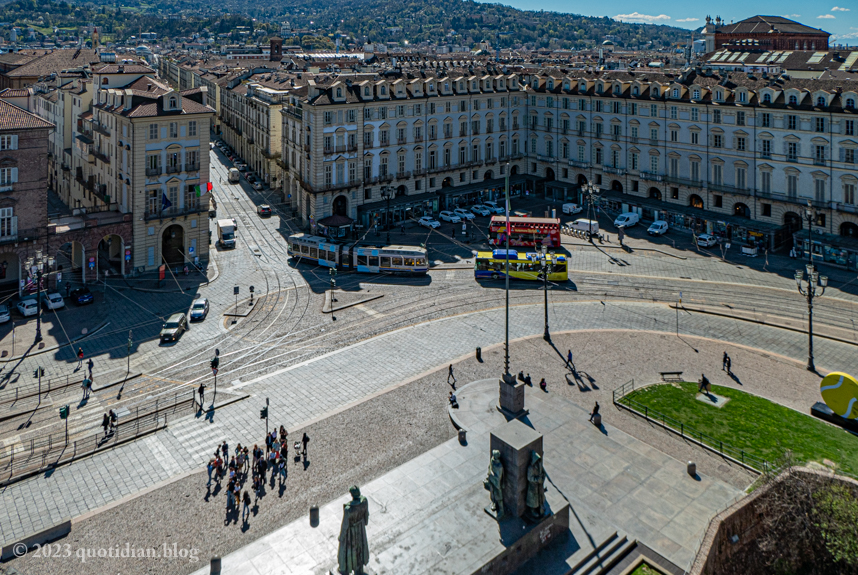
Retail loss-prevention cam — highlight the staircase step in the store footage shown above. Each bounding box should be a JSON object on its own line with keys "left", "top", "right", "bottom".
{"left": 574, "top": 534, "right": 636, "bottom": 575}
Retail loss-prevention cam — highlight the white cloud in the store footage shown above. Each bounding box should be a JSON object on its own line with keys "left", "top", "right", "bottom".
{"left": 676, "top": 17, "right": 699, "bottom": 22}
{"left": 832, "top": 6, "right": 850, "bottom": 11}
{"left": 614, "top": 12, "right": 671, "bottom": 23}
{"left": 818, "top": 14, "right": 836, "bottom": 18}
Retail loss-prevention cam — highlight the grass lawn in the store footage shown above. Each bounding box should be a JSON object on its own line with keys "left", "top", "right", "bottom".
{"left": 629, "top": 562, "right": 665, "bottom": 575}
{"left": 622, "top": 382, "right": 858, "bottom": 475}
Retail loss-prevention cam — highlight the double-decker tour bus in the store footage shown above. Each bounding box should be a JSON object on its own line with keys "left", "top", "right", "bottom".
{"left": 488, "top": 216, "right": 561, "bottom": 248}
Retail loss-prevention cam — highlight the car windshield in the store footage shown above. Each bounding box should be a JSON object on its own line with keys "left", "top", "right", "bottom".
{"left": 164, "top": 321, "right": 180, "bottom": 329}
{"left": 222, "top": 232, "right": 234, "bottom": 240}
{"left": 192, "top": 302, "right": 206, "bottom": 310}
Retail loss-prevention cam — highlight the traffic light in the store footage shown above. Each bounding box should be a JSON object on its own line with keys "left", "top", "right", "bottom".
{"left": 33, "top": 367, "right": 44, "bottom": 378}
{"left": 210, "top": 356, "right": 220, "bottom": 370}
{"left": 59, "top": 405, "right": 69, "bottom": 419}
{"left": 260, "top": 406, "right": 268, "bottom": 420}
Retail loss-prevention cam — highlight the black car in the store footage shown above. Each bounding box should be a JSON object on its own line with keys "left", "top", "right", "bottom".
{"left": 257, "top": 204, "right": 272, "bottom": 217}
{"left": 70, "top": 287, "right": 94, "bottom": 305}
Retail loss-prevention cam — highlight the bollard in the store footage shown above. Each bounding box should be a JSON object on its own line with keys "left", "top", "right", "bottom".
{"left": 475, "top": 347, "right": 482, "bottom": 362}
{"left": 687, "top": 461, "right": 697, "bottom": 477}
{"left": 210, "top": 557, "right": 222, "bottom": 575}
{"left": 310, "top": 505, "right": 319, "bottom": 527}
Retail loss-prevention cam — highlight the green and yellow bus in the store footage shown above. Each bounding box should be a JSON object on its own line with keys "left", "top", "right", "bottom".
{"left": 474, "top": 250, "right": 568, "bottom": 282}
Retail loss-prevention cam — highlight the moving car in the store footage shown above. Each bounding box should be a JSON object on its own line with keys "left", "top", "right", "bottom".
{"left": 257, "top": 204, "right": 272, "bottom": 217}
{"left": 613, "top": 212, "right": 640, "bottom": 228}
{"left": 16, "top": 298, "right": 38, "bottom": 317}
{"left": 647, "top": 221, "right": 669, "bottom": 236}
{"left": 697, "top": 233, "right": 718, "bottom": 248}
{"left": 41, "top": 292, "right": 64, "bottom": 310}
{"left": 470, "top": 205, "right": 491, "bottom": 217}
{"left": 252, "top": 182, "right": 264, "bottom": 191}
{"left": 566, "top": 219, "right": 600, "bottom": 236}
{"left": 228, "top": 168, "right": 240, "bottom": 183}
{"left": 189, "top": 298, "right": 209, "bottom": 321}
{"left": 438, "top": 211, "right": 462, "bottom": 223}
{"left": 217, "top": 219, "right": 237, "bottom": 248}
{"left": 453, "top": 208, "right": 476, "bottom": 221}
{"left": 160, "top": 313, "right": 188, "bottom": 343}
{"left": 70, "top": 287, "right": 94, "bottom": 305}
{"left": 562, "top": 203, "right": 583, "bottom": 215}
{"left": 482, "top": 201, "right": 505, "bottom": 214}
{"left": 418, "top": 216, "right": 441, "bottom": 228}
{"left": 0, "top": 304, "right": 9, "bottom": 323}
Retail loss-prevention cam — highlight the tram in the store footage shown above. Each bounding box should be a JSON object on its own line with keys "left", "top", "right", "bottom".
{"left": 287, "top": 233, "right": 429, "bottom": 275}
{"left": 474, "top": 249, "right": 567, "bottom": 281}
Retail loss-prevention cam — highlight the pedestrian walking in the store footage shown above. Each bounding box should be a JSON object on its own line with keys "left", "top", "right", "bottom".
{"left": 81, "top": 376, "right": 92, "bottom": 400}
{"left": 76, "top": 347, "right": 84, "bottom": 369}
{"left": 698, "top": 374, "right": 711, "bottom": 393}
{"left": 197, "top": 383, "right": 206, "bottom": 407}
{"left": 102, "top": 413, "right": 109, "bottom": 435}
{"left": 539, "top": 378, "right": 547, "bottom": 392}
{"left": 108, "top": 409, "right": 117, "bottom": 431}
{"left": 723, "top": 352, "right": 732, "bottom": 375}
{"left": 589, "top": 402, "right": 600, "bottom": 422}
{"left": 524, "top": 373, "right": 532, "bottom": 386}
{"left": 242, "top": 490, "right": 251, "bottom": 522}
{"left": 301, "top": 432, "right": 310, "bottom": 457}
{"left": 87, "top": 358, "right": 94, "bottom": 378}
{"left": 65, "top": 283, "right": 71, "bottom": 297}
{"left": 278, "top": 458, "right": 286, "bottom": 485}
{"left": 447, "top": 364, "right": 456, "bottom": 385}
{"left": 566, "top": 350, "right": 574, "bottom": 369}
{"left": 221, "top": 441, "right": 229, "bottom": 462}
{"left": 207, "top": 460, "right": 215, "bottom": 487}
{"left": 226, "top": 482, "right": 235, "bottom": 509}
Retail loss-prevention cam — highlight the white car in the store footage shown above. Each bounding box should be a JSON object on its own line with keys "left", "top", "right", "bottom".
{"left": 613, "top": 212, "right": 640, "bottom": 228}
{"left": 438, "top": 211, "right": 462, "bottom": 223}
{"left": 697, "top": 233, "right": 718, "bottom": 248}
{"left": 470, "top": 205, "right": 491, "bottom": 217}
{"left": 0, "top": 304, "right": 9, "bottom": 323}
{"left": 562, "top": 203, "right": 583, "bottom": 215}
{"left": 16, "top": 298, "right": 38, "bottom": 317}
{"left": 41, "top": 292, "right": 65, "bottom": 310}
{"left": 252, "top": 182, "right": 263, "bottom": 191}
{"left": 482, "top": 201, "right": 505, "bottom": 214}
{"left": 453, "top": 208, "right": 476, "bottom": 221}
{"left": 418, "top": 216, "right": 441, "bottom": 228}
{"left": 647, "top": 221, "right": 669, "bottom": 236}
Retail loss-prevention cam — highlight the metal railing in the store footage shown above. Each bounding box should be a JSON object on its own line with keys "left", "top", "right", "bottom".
{"left": 613, "top": 379, "right": 773, "bottom": 474}
{"left": 0, "top": 390, "right": 194, "bottom": 487}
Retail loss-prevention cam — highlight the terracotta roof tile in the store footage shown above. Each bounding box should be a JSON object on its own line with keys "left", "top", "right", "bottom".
{"left": 0, "top": 99, "right": 53, "bottom": 130}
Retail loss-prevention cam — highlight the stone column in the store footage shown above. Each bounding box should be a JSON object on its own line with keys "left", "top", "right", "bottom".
{"left": 497, "top": 373, "right": 527, "bottom": 419}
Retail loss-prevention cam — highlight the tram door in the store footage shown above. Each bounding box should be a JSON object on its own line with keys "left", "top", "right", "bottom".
{"left": 318, "top": 242, "right": 338, "bottom": 268}
{"left": 354, "top": 248, "right": 380, "bottom": 273}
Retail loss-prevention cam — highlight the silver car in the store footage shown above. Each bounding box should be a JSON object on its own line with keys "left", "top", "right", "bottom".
{"left": 189, "top": 298, "right": 209, "bottom": 321}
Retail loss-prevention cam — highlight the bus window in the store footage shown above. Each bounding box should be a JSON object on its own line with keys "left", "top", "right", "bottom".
{"left": 476, "top": 260, "right": 489, "bottom": 271}
{"left": 369, "top": 256, "right": 379, "bottom": 267}
{"left": 309, "top": 247, "right": 318, "bottom": 258}
{"left": 357, "top": 255, "right": 368, "bottom": 266}
{"left": 381, "top": 257, "right": 391, "bottom": 267}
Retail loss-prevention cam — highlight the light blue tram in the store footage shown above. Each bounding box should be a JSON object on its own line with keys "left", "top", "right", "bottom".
{"left": 287, "top": 234, "right": 429, "bottom": 275}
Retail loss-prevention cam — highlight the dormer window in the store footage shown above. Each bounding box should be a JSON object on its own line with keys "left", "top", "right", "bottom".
{"left": 547, "top": 80, "right": 554, "bottom": 90}
{"left": 102, "top": 78, "right": 108, "bottom": 85}
{"left": 614, "top": 85, "right": 620, "bottom": 95}
{"left": 738, "top": 91, "right": 747, "bottom": 103}
{"left": 672, "top": 88, "right": 679, "bottom": 98}
{"left": 429, "top": 83, "right": 434, "bottom": 91}
{"left": 380, "top": 86, "right": 387, "bottom": 95}
{"left": 847, "top": 98, "right": 856, "bottom": 109}
{"left": 169, "top": 97, "right": 177, "bottom": 109}
{"left": 336, "top": 88, "right": 342, "bottom": 98}
{"left": 364, "top": 87, "right": 370, "bottom": 97}
{"left": 596, "top": 84, "right": 603, "bottom": 94}
{"left": 763, "top": 93, "right": 771, "bottom": 103}
{"left": 715, "top": 90, "right": 722, "bottom": 101}
{"left": 472, "top": 81, "right": 477, "bottom": 90}
{"left": 632, "top": 86, "right": 639, "bottom": 96}
{"left": 444, "top": 82, "right": 449, "bottom": 91}
{"left": 692, "top": 89, "right": 700, "bottom": 100}
{"left": 459, "top": 82, "right": 464, "bottom": 90}
{"left": 789, "top": 94, "right": 798, "bottom": 105}
{"left": 816, "top": 96, "right": 826, "bottom": 107}
{"left": 652, "top": 88, "right": 659, "bottom": 98}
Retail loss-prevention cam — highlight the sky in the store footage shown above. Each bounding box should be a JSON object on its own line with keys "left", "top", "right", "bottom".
{"left": 476, "top": 0, "right": 858, "bottom": 44}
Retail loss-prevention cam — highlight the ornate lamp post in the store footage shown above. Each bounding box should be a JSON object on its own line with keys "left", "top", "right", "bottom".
{"left": 795, "top": 263, "right": 827, "bottom": 372}
{"left": 25, "top": 250, "right": 55, "bottom": 343}
{"left": 380, "top": 186, "right": 393, "bottom": 245}
{"left": 582, "top": 180, "right": 601, "bottom": 240}
{"left": 538, "top": 244, "right": 550, "bottom": 342}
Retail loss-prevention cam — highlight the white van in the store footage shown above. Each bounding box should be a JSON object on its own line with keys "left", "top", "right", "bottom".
{"left": 217, "top": 219, "right": 236, "bottom": 248}
{"left": 613, "top": 212, "right": 640, "bottom": 228}
{"left": 562, "top": 203, "right": 583, "bottom": 215}
{"left": 567, "top": 219, "right": 599, "bottom": 236}
{"left": 647, "top": 220, "right": 669, "bottom": 236}
{"left": 228, "top": 168, "right": 240, "bottom": 183}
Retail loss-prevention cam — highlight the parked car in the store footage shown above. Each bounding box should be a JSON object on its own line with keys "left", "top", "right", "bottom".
{"left": 257, "top": 204, "right": 272, "bottom": 217}
{"left": 697, "top": 234, "right": 718, "bottom": 248}
{"left": 470, "top": 205, "right": 491, "bottom": 217}
{"left": 647, "top": 221, "right": 669, "bottom": 236}
{"left": 562, "top": 203, "right": 583, "bottom": 215}
{"left": 482, "top": 201, "right": 505, "bottom": 214}
{"left": 613, "top": 212, "right": 640, "bottom": 228}
{"left": 438, "top": 211, "right": 462, "bottom": 223}
{"left": 453, "top": 208, "right": 476, "bottom": 221}
{"left": 41, "top": 292, "right": 65, "bottom": 310}
{"left": 70, "top": 287, "right": 94, "bottom": 305}
{"left": 16, "top": 298, "right": 38, "bottom": 317}
{"left": 252, "top": 182, "right": 264, "bottom": 191}
{"left": 418, "top": 216, "right": 441, "bottom": 228}
{"left": 0, "top": 304, "right": 10, "bottom": 323}
{"left": 236, "top": 163, "right": 248, "bottom": 172}
{"left": 189, "top": 298, "right": 209, "bottom": 321}
{"left": 566, "top": 219, "right": 600, "bottom": 236}
{"left": 160, "top": 313, "right": 188, "bottom": 343}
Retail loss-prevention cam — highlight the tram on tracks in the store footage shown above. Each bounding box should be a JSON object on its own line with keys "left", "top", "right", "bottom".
{"left": 287, "top": 233, "right": 429, "bottom": 275}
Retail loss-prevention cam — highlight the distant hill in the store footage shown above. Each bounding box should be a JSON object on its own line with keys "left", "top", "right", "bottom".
{"left": 0, "top": 0, "right": 690, "bottom": 50}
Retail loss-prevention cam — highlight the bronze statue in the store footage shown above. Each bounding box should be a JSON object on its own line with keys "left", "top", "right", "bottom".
{"left": 337, "top": 486, "right": 370, "bottom": 575}
{"left": 526, "top": 451, "right": 546, "bottom": 519}
{"left": 484, "top": 449, "right": 505, "bottom": 518}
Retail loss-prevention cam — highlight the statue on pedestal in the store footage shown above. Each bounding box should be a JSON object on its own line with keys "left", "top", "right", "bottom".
{"left": 337, "top": 486, "right": 370, "bottom": 575}
{"left": 526, "top": 451, "right": 546, "bottom": 520}
{"left": 484, "top": 449, "right": 505, "bottom": 518}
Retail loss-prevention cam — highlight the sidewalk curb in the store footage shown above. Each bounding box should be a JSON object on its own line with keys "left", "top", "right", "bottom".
{"left": 0, "top": 321, "right": 110, "bottom": 364}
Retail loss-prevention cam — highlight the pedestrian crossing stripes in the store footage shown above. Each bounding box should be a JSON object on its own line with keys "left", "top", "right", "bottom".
{"left": 142, "top": 435, "right": 184, "bottom": 476}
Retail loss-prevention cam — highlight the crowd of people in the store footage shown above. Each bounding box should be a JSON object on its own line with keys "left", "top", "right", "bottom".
{"left": 206, "top": 426, "right": 310, "bottom": 524}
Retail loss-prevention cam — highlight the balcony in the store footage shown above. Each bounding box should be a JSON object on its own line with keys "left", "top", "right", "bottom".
{"left": 144, "top": 204, "right": 208, "bottom": 221}
{"left": 756, "top": 190, "right": 827, "bottom": 209}
{"left": 513, "top": 123, "right": 519, "bottom": 130}
{"left": 93, "top": 150, "right": 110, "bottom": 164}
{"left": 166, "top": 165, "right": 181, "bottom": 174}
{"left": 569, "top": 160, "right": 590, "bottom": 169}
{"left": 786, "top": 156, "right": 799, "bottom": 163}
{"left": 577, "top": 130, "right": 586, "bottom": 137}
{"left": 611, "top": 134, "right": 620, "bottom": 141}
{"left": 630, "top": 137, "right": 638, "bottom": 144}
{"left": 0, "top": 183, "right": 12, "bottom": 192}
{"left": 460, "top": 130, "right": 468, "bottom": 137}
{"left": 639, "top": 171, "right": 663, "bottom": 182}
{"left": 185, "top": 163, "right": 200, "bottom": 172}
{"left": 323, "top": 147, "right": 334, "bottom": 155}
{"left": 276, "top": 159, "right": 288, "bottom": 170}
{"left": 396, "top": 171, "right": 411, "bottom": 180}
{"left": 397, "top": 138, "right": 407, "bottom": 145}
{"left": 663, "top": 175, "right": 703, "bottom": 188}
{"left": 836, "top": 202, "right": 858, "bottom": 214}
{"left": 814, "top": 158, "right": 826, "bottom": 166}
{"left": 443, "top": 131, "right": 453, "bottom": 140}
{"left": 708, "top": 182, "right": 751, "bottom": 196}
{"left": 92, "top": 123, "right": 110, "bottom": 137}
{"left": 603, "top": 166, "right": 626, "bottom": 175}
{"left": 649, "top": 139, "right": 659, "bottom": 147}
{"left": 146, "top": 167, "right": 162, "bottom": 177}
{"left": 485, "top": 158, "right": 497, "bottom": 165}
{"left": 536, "top": 155, "right": 555, "bottom": 163}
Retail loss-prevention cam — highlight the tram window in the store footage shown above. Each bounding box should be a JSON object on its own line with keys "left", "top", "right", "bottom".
{"left": 369, "top": 256, "right": 379, "bottom": 267}
{"left": 292, "top": 243, "right": 300, "bottom": 252}
{"left": 301, "top": 245, "right": 309, "bottom": 254}
{"left": 403, "top": 257, "right": 414, "bottom": 266}
{"left": 357, "top": 255, "right": 368, "bottom": 266}
{"left": 381, "top": 257, "right": 391, "bottom": 267}
{"left": 391, "top": 257, "right": 402, "bottom": 266}
{"left": 309, "top": 248, "right": 318, "bottom": 258}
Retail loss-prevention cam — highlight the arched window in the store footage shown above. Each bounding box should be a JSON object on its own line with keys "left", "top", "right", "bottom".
{"left": 547, "top": 80, "right": 554, "bottom": 90}
{"left": 652, "top": 87, "right": 659, "bottom": 97}
{"left": 614, "top": 85, "right": 620, "bottom": 94}
{"left": 789, "top": 95, "right": 798, "bottom": 105}
{"left": 429, "top": 83, "right": 434, "bottom": 91}
{"left": 632, "top": 86, "right": 639, "bottom": 96}
{"left": 672, "top": 88, "right": 679, "bottom": 98}
{"left": 364, "top": 87, "right": 370, "bottom": 96}
{"left": 692, "top": 89, "right": 700, "bottom": 99}
{"left": 380, "top": 86, "right": 387, "bottom": 95}
{"left": 763, "top": 93, "right": 771, "bottom": 103}
{"left": 102, "top": 77, "right": 108, "bottom": 85}
{"left": 715, "top": 90, "right": 722, "bottom": 101}
{"left": 336, "top": 88, "right": 342, "bottom": 98}
{"left": 817, "top": 96, "right": 826, "bottom": 107}
{"left": 847, "top": 98, "right": 856, "bottom": 109}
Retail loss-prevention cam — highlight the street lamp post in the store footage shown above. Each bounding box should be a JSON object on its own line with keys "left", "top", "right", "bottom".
{"left": 25, "top": 251, "right": 55, "bottom": 343}
{"left": 380, "top": 186, "right": 393, "bottom": 245}
{"left": 126, "top": 329, "right": 133, "bottom": 376}
{"left": 582, "top": 181, "right": 601, "bottom": 241}
{"left": 795, "top": 202, "right": 828, "bottom": 372}
{"left": 539, "top": 245, "right": 550, "bottom": 342}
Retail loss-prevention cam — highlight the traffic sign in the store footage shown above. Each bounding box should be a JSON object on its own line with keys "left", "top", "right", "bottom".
{"left": 212, "top": 367, "right": 218, "bottom": 375}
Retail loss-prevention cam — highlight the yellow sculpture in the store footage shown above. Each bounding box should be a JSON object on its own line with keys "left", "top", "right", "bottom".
{"left": 820, "top": 372, "right": 858, "bottom": 419}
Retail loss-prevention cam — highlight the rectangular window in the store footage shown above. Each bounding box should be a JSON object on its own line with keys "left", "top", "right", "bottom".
{"left": 815, "top": 145, "right": 826, "bottom": 163}
{"left": 650, "top": 128, "right": 658, "bottom": 141}
{"left": 364, "top": 159, "right": 372, "bottom": 180}
{"left": 669, "top": 157, "right": 678, "bottom": 177}
{"left": 788, "top": 142, "right": 798, "bottom": 161}
{"left": 845, "top": 183, "right": 855, "bottom": 205}
{"left": 691, "top": 161, "right": 700, "bottom": 182}
{"left": 324, "top": 111, "right": 332, "bottom": 124}
{"left": 712, "top": 164, "right": 722, "bottom": 185}
{"left": 0, "top": 135, "right": 16, "bottom": 150}
{"left": 691, "top": 132, "right": 699, "bottom": 145}
{"left": 736, "top": 167, "right": 746, "bottom": 189}
{"left": 169, "top": 122, "right": 178, "bottom": 138}
{"left": 816, "top": 117, "right": 825, "bottom": 133}
{"left": 0, "top": 168, "right": 14, "bottom": 186}
{"left": 324, "top": 165, "right": 332, "bottom": 185}
{"left": 737, "top": 111, "right": 745, "bottom": 126}
{"left": 670, "top": 129, "right": 678, "bottom": 142}
{"left": 649, "top": 155, "right": 658, "bottom": 174}
{"left": 364, "top": 109, "right": 372, "bottom": 120}
{"left": 630, "top": 152, "right": 639, "bottom": 171}
{"left": 188, "top": 121, "right": 197, "bottom": 137}
{"left": 650, "top": 104, "right": 657, "bottom": 117}
{"left": 846, "top": 149, "right": 855, "bottom": 164}
{"left": 578, "top": 146, "right": 585, "bottom": 163}
{"left": 691, "top": 108, "right": 698, "bottom": 122}
{"left": 396, "top": 105, "right": 405, "bottom": 117}
{"left": 416, "top": 152, "right": 423, "bottom": 171}
{"left": 761, "top": 171, "right": 772, "bottom": 193}
{"left": 787, "top": 175, "right": 798, "bottom": 198}
{"left": 379, "top": 157, "right": 388, "bottom": 177}
{"left": 737, "top": 137, "right": 746, "bottom": 152}
{"left": 761, "top": 140, "right": 771, "bottom": 158}
{"left": 846, "top": 120, "right": 855, "bottom": 136}
{"left": 149, "top": 124, "right": 158, "bottom": 139}
{"left": 349, "top": 162, "right": 356, "bottom": 182}
{"left": 348, "top": 110, "right": 356, "bottom": 123}
{"left": 364, "top": 132, "right": 373, "bottom": 147}
{"left": 713, "top": 134, "right": 723, "bottom": 148}
{"left": 762, "top": 203, "right": 771, "bottom": 217}
{"left": 815, "top": 179, "right": 826, "bottom": 202}
{"left": 630, "top": 103, "right": 637, "bottom": 115}
{"left": 714, "top": 195, "right": 723, "bottom": 208}
{"left": 713, "top": 110, "right": 721, "bottom": 124}
{"left": 670, "top": 106, "right": 677, "bottom": 120}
